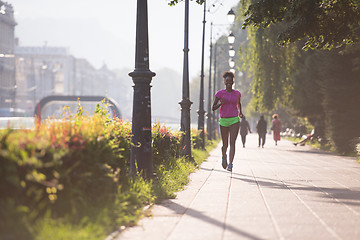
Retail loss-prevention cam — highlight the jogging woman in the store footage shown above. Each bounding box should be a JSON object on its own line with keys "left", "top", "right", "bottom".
{"left": 212, "top": 71, "right": 243, "bottom": 172}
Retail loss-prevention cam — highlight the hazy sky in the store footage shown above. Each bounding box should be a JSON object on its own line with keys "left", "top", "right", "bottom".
{"left": 9, "top": 0, "right": 239, "bottom": 80}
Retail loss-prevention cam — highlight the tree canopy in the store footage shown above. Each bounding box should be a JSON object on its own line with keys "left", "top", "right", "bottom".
{"left": 237, "top": 1, "right": 360, "bottom": 153}
{"left": 242, "top": 0, "right": 360, "bottom": 50}
{"left": 168, "top": 0, "right": 360, "bottom": 49}
{"left": 168, "top": 0, "right": 204, "bottom": 6}
{"left": 167, "top": 0, "right": 360, "bottom": 153}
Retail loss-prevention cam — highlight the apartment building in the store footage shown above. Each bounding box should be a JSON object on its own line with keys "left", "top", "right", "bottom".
{"left": 14, "top": 46, "right": 77, "bottom": 115}
{"left": 0, "top": 1, "right": 17, "bottom": 116}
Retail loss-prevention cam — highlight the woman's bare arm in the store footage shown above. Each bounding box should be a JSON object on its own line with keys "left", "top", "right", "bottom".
{"left": 212, "top": 97, "right": 222, "bottom": 111}
{"left": 238, "top": 98, "right": 243, "bottom": 118}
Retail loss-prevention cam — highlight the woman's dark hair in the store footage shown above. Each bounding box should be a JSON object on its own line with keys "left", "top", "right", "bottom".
{"left": 222, "top": 71, "right": 234, "bottom": 79}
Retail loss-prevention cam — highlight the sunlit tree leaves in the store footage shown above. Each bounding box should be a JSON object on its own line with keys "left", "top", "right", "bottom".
{"left": 168, "top": 0, "right": 204, "bottom": 6}
{"left": 241, "top": 0, "right": 360, "bottom": 50}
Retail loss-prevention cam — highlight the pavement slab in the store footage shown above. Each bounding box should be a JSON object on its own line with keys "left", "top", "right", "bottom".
{"left": 113, "top": 134, "right": 360, "bottom": 240}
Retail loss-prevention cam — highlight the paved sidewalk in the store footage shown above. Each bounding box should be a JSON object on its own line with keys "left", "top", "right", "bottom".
{"left": 114, "top": 134, "right": 360, "bottom": 240}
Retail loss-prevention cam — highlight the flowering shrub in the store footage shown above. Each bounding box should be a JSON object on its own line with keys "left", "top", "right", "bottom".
{"left": 0, "top": 101, "right": 207, "bottom": 239}
{"left": 0, "top": 102, "right": 132, "bottom": 235}
{"left": 152, "top": 122, "right": 181, "bottom": 167}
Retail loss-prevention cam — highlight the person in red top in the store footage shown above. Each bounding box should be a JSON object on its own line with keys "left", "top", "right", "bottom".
{"left": 271, "top": 114, "right": 282, "bottom": 146}
{"left": 212, "top": 71, "right": 243, "bottom": 172}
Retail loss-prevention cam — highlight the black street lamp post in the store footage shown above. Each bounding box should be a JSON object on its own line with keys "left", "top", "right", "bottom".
{"left": 206, "top": 22, "right": 213, "bottom": 141}
{"left": 212, "top": 41, "right": 218, "bottom": 136}
{"left": 129, "top": 0, "right": 156, "bottom": 178}
{"left": 179, "top": 0, "right": 193, "bottom": 159}
{"left": 197, "top": 0, "right": 206, "bottom": 149}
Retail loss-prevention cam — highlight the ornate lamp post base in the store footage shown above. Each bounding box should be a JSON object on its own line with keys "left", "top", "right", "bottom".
{"left": 129, "top": 69, "right": 155, "bottom": 178}
{"left": 179, "top": 98, "right": 193, "bottom": 159}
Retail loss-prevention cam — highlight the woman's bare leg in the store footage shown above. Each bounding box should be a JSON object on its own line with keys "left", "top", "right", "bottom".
{"left": 220, "top": 125, "right": 230, "bottom": 160}
{"left": 229, "top": 122, "right": 240, "bottom": 164}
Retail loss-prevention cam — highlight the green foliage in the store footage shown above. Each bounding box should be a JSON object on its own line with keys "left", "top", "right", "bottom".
{"left": 94, "top": 99, "right": 112, "bottom": 120}
{"left": 317, "top": 46, "right": 360, "bottom": 154}
{"left": 191, "top": 128, "right": 203, "bottom": 149}
{"left": 0, "top": 103, "right": 129, "bottom": 239}
{"left": 152, "top": 122, "right": 181, "bottom": 166}
{"left": 244, "top": 21, "right": 296, "bottom": 111}
{"left": 0, "top": 101, "right": 215, "bottom": 239}
{"left": 238, "top": 1, "right": 360, "bottom": 154}
{"left": 241, "top": 0, "right": 360, "bottom": 50}
{"left": 151, "top": 123, "right": 206, "bottom": 199}
{"left": 34, "top": 217, "right": 108, "bottom": 240}
{"left": 0, "top": 198, "right": 33, "bottom": 240}
{"left": 192, "top": 139, "right": 218, "bottom": 165}
{"left": 291, "top": 48, "right": 324, "bottom": 119}
{"left": 114, "top": 177, "right": 154, "bottom": 227}
{"left": 153, "top": 137, "right": 219, "bottom": 200}
{"left": 285, "top": 45, "right": 360, "bottom": 153}
{"left": 153, "top": 156, "right": 193, "bottom": 199}
{"left": 168, "top": 0, "right": 204, "bottom": 6}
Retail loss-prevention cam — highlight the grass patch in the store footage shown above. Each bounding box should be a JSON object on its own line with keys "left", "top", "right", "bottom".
{"left": 152, "top": 139, "right": 219, "bottom": 201}
{"left": 34, "top": 217, "right": 108, "bottom": 240}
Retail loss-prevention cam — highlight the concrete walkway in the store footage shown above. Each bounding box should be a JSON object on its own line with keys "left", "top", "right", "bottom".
{"left": 114, "top": 134, "right": 360, "bottom": 240}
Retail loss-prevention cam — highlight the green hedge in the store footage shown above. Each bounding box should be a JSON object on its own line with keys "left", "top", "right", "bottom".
{"left": 0, "top": 104, "right": 215, "bottom": 239}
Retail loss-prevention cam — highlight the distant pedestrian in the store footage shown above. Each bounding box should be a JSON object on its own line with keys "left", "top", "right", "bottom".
{"left": 256, "top": 115, "right": 267, "bottom": 148}
{"left": 293, "top": 129, "right": 315, "bottom": 146}
{"left": 271, "top": 114, "right": 282, "bottom": 146}
{"left": 212, "top": 71, "right": 243, "bottom": 172}
{"left": 239, "top": 116, "right": 251, "bottom": 148}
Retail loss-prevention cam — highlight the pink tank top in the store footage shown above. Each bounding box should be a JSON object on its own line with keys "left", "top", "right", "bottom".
{"left": 215, "top": 89, "right": 241, "bottom": 118}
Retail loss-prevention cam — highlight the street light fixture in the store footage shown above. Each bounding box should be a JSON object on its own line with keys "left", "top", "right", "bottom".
{"left": 229, "top": 46, "right": 236, "bottom": 57}
{"left": 228, "top": 32, "right": 235, "bottom": 45}
{"left": 227, "top": 8, "right": 236, "bottom": 24}
{"left": 229, "top": 58, "right": 235, "bottom": 68}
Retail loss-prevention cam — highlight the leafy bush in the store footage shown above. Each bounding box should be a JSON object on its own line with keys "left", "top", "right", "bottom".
{"left": 0, "top": 103, "right": 131, "bottom": 238}
{"left": 152, "top": 122, "right": 181, "bottom": 166}
{"left": 191, "top": 128, "right": 204, "bottom": 149}
{"left": 0, "top": 102, "right": 217, "bottom": 240}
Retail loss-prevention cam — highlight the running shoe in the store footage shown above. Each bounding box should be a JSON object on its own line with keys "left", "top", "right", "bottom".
{"left": 222, "top": 155, "right": 228, "bottom": 169}
{"left": 227, "top": 163, "right": 233, "bottom": 172}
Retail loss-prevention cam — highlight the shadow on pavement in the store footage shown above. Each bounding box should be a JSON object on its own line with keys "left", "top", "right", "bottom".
{"left": 161, "top": 200, "right": 264, "bottom": 240}
{"left": 231, "top": 174, "right": 360, "bottom": 205}
{"left": 285, "top": 148, "right": 338, "bottom": 156}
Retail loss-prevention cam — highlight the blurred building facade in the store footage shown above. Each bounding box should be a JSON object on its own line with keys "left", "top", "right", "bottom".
{"left": 14, "top": 46, "right": 119, "bottom": 117}
{"left": 0, "top": 1, "right": 124, "bottom": 118}
{"left": 14, "top": 46, "right": 75, "bottom": 115}
{"left": 0, "top": 1, "right": 17, "bottom": 116}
